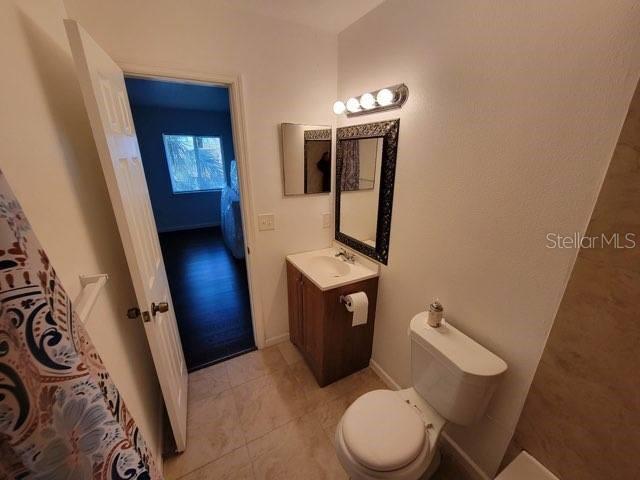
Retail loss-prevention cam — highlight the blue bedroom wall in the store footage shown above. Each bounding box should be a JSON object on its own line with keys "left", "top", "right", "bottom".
{"left": 130, "top": 105, "right": 236, "bottom": 232}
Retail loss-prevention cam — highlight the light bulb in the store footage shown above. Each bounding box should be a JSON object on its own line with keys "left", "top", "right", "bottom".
{"left": 333, "top": 101, "right": 346, "bottom": 115}
{"left": 346, "top": 97, "right": 361, "bottom": 113}
{"left": 360, "top": 92, "right": 376, "bottom": 109}
{"left": 376, "top": 88, "right": 394, "bottom": 106}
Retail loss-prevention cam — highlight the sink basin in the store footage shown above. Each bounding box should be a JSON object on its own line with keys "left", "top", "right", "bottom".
{"left": 286, "top": 247, "right": 379, "bottom": 291}
{"left": 308, "top": 256, "right": 351, "bottom": 277}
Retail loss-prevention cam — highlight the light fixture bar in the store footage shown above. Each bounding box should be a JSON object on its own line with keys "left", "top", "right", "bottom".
{"left": 333, "top": 83, "right": 409, "bottom": 117}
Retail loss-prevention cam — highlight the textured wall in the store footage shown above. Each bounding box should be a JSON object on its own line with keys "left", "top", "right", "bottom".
{"left": 508, "top": 81, "right": 640, "bottom": 480}
{"left": 338, "top": 0, "right": 640, "bottom": 474}
{"left": 130, "top": 105, "right": 235, "bottom": 232}
{"left": 0, "top": 0, "right": 162, "bottom": 460}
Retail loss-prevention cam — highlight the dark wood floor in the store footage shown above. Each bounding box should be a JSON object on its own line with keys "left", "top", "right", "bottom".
{"left": 159, "top": 227, "right": 255, "bottom": 372}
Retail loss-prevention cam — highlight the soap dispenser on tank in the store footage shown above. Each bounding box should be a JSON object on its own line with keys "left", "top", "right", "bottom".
{"left": 427, "top": 299, "right": 444, "bottom": 328}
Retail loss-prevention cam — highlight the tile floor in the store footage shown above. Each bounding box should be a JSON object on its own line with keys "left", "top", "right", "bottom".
{"left": 164, "top": 342, "right": 466, "bottom": 479}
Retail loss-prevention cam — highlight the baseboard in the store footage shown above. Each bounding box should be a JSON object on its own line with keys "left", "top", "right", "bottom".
{"left": 368, "top": 358, "right": 490, "bottom": 480}
{"left": 369, "top": 358, "right": 401, "bottom": 390}
{"left": 440, "top": 433, "right": 491, "bottom": 480}
{"left": 157, "top": 222, "right": 220, "bottom": 233}
{"left": 264, "top": 332, "right": 289, "bottom": 347}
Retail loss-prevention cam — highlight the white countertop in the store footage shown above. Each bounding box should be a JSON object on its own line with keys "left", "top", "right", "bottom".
{"left": 286, "top": 247, "right": 380, "bottom": 291}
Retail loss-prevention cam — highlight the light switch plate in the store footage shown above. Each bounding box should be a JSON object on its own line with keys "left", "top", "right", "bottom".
{"left": 258, "top": 213, "right": 275, "bottom": 231}
{"left": 322, "top": 213, "right": 331, "bottom": 228}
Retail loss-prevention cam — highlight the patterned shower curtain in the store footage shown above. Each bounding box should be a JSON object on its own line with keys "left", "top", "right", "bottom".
{"left": 339, "top": 139, "right": 360, "bottom": 191}
{"left": 0, "top": 170, "right": 159, "bottom": 479}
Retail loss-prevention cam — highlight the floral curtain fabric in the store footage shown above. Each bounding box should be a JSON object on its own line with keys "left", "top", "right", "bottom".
{"left": 339, "top": 139, "right": 360, "bottom": 191}
{"left": 0, "top": 170, "right": 159, "bottom": 479}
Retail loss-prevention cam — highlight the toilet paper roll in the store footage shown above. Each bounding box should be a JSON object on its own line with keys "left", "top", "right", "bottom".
{"left": 344, "top": 291, "right": 368, "bottom": 327}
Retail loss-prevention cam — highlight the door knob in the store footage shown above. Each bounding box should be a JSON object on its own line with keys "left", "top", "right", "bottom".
{"left": 151, "top": 302, "right": 169, "bottom": 316}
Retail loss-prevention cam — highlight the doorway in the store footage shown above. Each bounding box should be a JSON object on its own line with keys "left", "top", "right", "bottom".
{"left": 125, "top": 77, "right": 255, "bottom": 371}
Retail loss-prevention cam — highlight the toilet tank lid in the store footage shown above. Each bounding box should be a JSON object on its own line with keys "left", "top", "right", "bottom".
{"left": 410, "top": 313, "right": 507, "bottom": 378}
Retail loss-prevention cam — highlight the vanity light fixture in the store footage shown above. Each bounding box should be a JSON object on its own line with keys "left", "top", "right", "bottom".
{"left": 376, "top": 88, "right": 394, "bottom": 106}
{"left": 333, "top": 101, "right": 346, "bottom": 115}
{"left": 359, "top": 92, "right": 376, "bottom": 110}
{"left": 346, "top": 97, "right": 361, "bottom": 113}
{"left": 333, "top": 83, "right": 408, "bottom": 117}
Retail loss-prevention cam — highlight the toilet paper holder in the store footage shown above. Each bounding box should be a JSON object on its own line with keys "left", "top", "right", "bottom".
{"left": 339, "top": 295, "right": 349, "bottom": 305}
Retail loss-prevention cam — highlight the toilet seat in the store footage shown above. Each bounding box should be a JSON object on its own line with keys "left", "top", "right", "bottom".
{"left": 342, "top": 390, "right": 428, "bottom": 472}
{"left": 335, "top": 388, "right": 444, "bottom": 480}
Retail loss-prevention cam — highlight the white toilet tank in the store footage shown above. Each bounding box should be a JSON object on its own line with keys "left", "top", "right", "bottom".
{"left": 409, "top": 313, "right": 507, "bottom": 426}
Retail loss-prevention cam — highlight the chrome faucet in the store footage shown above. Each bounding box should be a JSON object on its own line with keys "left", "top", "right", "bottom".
{"left": 335, "top": 247, "right": 356, "bottom": 264}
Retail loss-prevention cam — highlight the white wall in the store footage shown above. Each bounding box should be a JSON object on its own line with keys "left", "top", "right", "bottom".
{"left": 338, "top": 0, "right": 640, "bottom": 475}
{"left": 63, "top": 0, "right": 338, "bottom": 344}
{"left": 0, "top": 0, "right": 163, "bottom": 460}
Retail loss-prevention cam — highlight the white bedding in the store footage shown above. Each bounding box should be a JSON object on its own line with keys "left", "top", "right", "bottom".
{"left": 220, "top": 161, "right": 245, "bottom": 259}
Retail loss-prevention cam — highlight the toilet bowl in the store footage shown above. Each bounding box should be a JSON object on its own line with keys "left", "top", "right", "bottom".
{"left": 335, "top": 313, "right": 508, "bottom": 480}
{"left": 335, "top": 388, "right": 445, "bottom": 480}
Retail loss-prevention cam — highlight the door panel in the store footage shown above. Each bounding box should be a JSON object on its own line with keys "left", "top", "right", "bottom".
{"left": 65, "top": 19, "right": 188, "bottom": 450}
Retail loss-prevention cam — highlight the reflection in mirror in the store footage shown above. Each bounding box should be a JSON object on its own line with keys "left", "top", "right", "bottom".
{"left": 335, "top": 119, "right": 399, "bottom": 264}
{"left": 281, "top": 123, "right": 332, "bottom": 195}
{"left": 339, "top": 138, "right": 379, "bottom": 191}
{"left": 339, "top": 137, "right": 383, "bottom": 246}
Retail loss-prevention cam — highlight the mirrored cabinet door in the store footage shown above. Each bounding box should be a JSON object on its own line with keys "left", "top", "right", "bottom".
{"left": 281, "top": 123, "right": 332, "bottom": 195}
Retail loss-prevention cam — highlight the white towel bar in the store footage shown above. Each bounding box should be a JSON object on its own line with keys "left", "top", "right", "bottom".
{"left": 74, "top": 273, "right": 108, "bottom": 324}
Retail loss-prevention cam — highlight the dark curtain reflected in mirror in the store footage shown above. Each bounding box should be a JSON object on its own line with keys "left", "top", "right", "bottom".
{"left": 338, "top": 138, "right": 379, "bottom": 192}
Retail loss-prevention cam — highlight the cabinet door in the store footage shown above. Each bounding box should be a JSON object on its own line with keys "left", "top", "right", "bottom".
{"left": 301, "top": 275, "right": 325, "bottom": 382}
{"left": 323, "top": 277, "right": 379, "bottom": 384}
{"left": 286, "top": 262, "right": 303, "bottom": 348}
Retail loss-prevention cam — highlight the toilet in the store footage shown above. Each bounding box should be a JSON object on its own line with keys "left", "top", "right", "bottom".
{"left": 335, "top": 312, "right": 508, "bottom": 480}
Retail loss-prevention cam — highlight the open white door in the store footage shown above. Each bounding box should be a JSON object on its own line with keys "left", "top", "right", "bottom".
{"left": 64, "top": 19, "right": 188, "bottom": 450}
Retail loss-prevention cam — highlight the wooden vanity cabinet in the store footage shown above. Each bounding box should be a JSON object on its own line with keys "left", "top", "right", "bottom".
{"left": 286, "top": 260, "right": 378, "bottom": 387}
